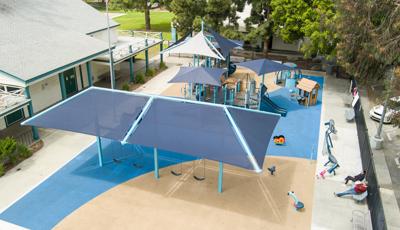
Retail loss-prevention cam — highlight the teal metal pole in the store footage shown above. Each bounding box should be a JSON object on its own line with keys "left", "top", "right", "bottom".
{"left": 154, "top": 147, "right": 159, "bottom": 179}
{"left": 213, "top": 86, "right": 217, "bottom": 103}
{"left": 218, "top": 162, "right": 223, "bottom": 193}
{"left": 262, "top": 74, "right": 265, "bottom": 86}
{"left": 129, "top": 46, "right": 134, "bottom": 83}
{"left": 223, "top": 86, "right": 227, "bottom": 104}
{"left": 159, "top": 32, "right": 164, "bottom": 63}
{"left": 110, "top": 50, "right": 116, "bottom": 89}
{"left": 145, "top": 38, "right": 149, "bottom": 72}
{"left": 258, "top": 82, "right": 263, "bottom": 110}
{"left": 171, "top": 23, "right": 177, "bottom": 43}
{"left": 97, "top": 136, "right": 103, "bottom": 167}
{"left": 24, "top": 86, "right": 39, "bottom": 140}
{"left": 78, "top": 65, "right": 84, "bottom": 89}
{"left": 86, "top": 62, "right": 93, "bottom": 86}
{"left": 58, "top": 72, "right": 67, "bottom": 100}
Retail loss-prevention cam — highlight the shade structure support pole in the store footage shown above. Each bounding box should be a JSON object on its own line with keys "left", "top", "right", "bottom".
{"left": 223, "top": 86, "right": 227, "bottom": 105}
{"left": 213, "top": 86, "right": 217, "bottom": 103}
{"left": 154, "top": 147, "right": 159, "bottom": 179}
{"left": 159, "top": 32, "right": 164, "bottom": 63}
{"left": 129, "top": 46, "right": 135, "bottom": 83}
{"left": 110, "top": 50, "right": 116, "bottom": 89}
{"left": 145, "top": 38, "right": 149, "bottom": 72}
{"left": 258, "top": 82, "right": 263, "bottom": 110}
{"left": 58, "top": 72, "right": 67, "bottom": 100}
{"left": 86, "top": 62, "right": 93, "bottom": 86}
{"left": 262, "top": 74, "right": 265, "bottom": 86}
{"left": 225, "top": 53, "right": 230, "bottom": 78}
{"left": 24, "top": 86, "right": 40, "bottom": 140}
{"left": 97, "top": 136, "right": 103, "bottom": 167}
{"left": 218, "top": 162, "right": 223, "bottom": 193}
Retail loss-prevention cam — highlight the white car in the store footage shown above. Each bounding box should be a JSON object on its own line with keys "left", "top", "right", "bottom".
{"left": 369, "top": 96, "right": 400, "bottom": 123}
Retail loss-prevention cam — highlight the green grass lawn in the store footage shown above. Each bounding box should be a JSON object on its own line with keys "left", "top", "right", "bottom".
{"left": 114, "top": 11, "right": 174, "bottom": 41}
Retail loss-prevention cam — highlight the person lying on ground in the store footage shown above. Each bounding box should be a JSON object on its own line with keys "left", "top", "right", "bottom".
{"left": 344, "top": 170, "right": 366, "bottom": 184}
{"left": 334, "top": 182, "right": 367, "bottom": 197}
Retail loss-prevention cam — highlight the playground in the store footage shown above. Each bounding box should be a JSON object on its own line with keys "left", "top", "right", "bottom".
{"left": 0, "top": 26, "right": 329, "bottom": 230}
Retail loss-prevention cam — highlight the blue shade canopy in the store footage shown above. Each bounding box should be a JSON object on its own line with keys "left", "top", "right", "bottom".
{"left": 23, "top": 87, "right": 280, "bottom": 172}
{"left": 208, "top": 28, "right": 241, "bottom": 57}
{"left": 168, "top": 67, "right": 225, "bottom": 86}
{"left": 227, "top": 107, "right": 280, "bottom": 166}
{"left": 125, "top": 99, "right": 280, "bottom": 170}
{"left": 23, "top": 88, "right": 150, "bottom": 141}
{"left": 237, "top": 59, "right": 292, "bottom": 76}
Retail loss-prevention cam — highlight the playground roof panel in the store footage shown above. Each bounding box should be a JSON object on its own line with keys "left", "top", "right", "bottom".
{"left": 22, "top": 88, "right": 150, "bottom": 141}
{"left": 297, "top": 78, "right": 319, "bottom": 92}
{"left": 227, "top": 107, "right": 280, "bottom": 168}
{"left": 237, "top": 59, "right": 292, "bottom": 76}
{"left": 208, "top": 28, "right": 241, "bottom": 57}
{"left": 168, "top": 67, "right": 225, "bottom": 86}
{"left": 23, "top": 87, "right": 280, "bottom": 172}
{"left": 161, "top": 31, "right": 224, "bottom": 60}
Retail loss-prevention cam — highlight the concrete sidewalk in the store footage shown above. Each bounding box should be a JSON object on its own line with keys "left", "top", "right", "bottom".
{"left": 311, "top": 73, "right": 369, "bottom": 229}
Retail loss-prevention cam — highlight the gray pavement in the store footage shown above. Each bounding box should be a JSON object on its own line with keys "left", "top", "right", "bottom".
{"left": 311, "top": 73, "right": 370, "bottom": 229}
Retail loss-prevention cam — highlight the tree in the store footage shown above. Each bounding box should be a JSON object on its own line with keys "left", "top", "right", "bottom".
{"left": 335, "top": 0, "right": 400, "bottom": 81}
{"left": 270, "top": 0, "right": 337, "bottom": 59}
{"left": 300, "top": 0, "right": 337, "bottom": 59}
{"left": 169, "top": 0, "right": 207, "bottom": 35}
{"left": 244, "top": 0, "right": 273, "bottom": 53}
{"left": 205, "top": 0, "right": 232, "bottom": 31}
{"left": 115, "top": 0, "right": 152, "bottom": 31}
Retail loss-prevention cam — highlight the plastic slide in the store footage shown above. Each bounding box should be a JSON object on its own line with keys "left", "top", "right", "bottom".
{"left": 259, "top": 85, "right": 288, "bottom": 117}
{"left": 228, "top": 62, "right": 237, "bottom": 75}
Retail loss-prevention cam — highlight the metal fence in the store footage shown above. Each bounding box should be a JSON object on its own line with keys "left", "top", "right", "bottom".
{"left": 353, "top": 79, "right": 387, "bottom": 230}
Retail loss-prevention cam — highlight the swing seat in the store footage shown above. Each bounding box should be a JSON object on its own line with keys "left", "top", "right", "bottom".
{"left": 295, "top": 201, "right": 304, "bottom": 210}
{"left": 171, "top": 170, "right": 182, "bottom": 176}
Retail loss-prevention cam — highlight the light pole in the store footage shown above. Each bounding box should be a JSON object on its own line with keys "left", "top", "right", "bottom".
{"left": 372, "top": 65, "right": 395, "bottom": 149}
{"left": 106, "top": 0, "right": 116, "bottom": 89}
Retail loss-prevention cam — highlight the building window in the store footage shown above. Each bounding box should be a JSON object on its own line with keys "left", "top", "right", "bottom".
{"left": 5, "top": 108, "right": 25, "bottom": 127}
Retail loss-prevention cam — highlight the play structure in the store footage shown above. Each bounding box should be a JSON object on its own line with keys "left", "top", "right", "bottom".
{"left": 296, "top": 78, "right": 320, "bottom": 106}
{"left": 288, "top": 191, "right": 304, "bottom": 211}
{"left": 267, "top": 165, "right": 276, "bottom": 175}
{"left": 276, "top": 62, "right": 302, "bottom": 87}
{"left": 323, "top": 119, "right": 340, "bottom": 175}
{"left": 273, "top": 135, "right": 286, "bottom": 145}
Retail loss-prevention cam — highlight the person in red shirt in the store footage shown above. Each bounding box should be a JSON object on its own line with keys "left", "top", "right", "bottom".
{"left": 334, "top": 182, "right": 368, "bottom": 197}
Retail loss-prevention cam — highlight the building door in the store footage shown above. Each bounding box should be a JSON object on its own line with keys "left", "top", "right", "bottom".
{"left": 63, "top": 68, "right": 78, "bottom": 97}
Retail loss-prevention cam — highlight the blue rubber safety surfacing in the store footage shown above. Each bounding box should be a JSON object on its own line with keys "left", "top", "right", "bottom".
{"left": 266, "top": 76, "right": 324, "bottom": 159}
{"left": 0, "top": 139, "right": 195, "bottom": 230}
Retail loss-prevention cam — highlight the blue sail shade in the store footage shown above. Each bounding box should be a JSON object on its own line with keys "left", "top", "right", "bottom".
{"left": 208, "top": 28, "right": 241, "bottom": 57}
{"left": 23, "top": 88, "right": 150, "bottom": 141}
{"left": 168, "top": 67, "right": 225, "bottom": 86}
{"left": 22, "top": 87, "right": 280, "bottom": 171}
{"left": 125, "top": 99, "right": 280, "bottom": 170}
{"left": 237, "top": 59, "right": 292, "bottom": 76}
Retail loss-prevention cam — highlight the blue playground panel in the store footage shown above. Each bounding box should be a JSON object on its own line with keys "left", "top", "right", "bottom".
{"left": 266, "top": 76, "right": 324, "bottom": 160}
{"left": 0, "top": 140, "right": 195, "bottom": 230}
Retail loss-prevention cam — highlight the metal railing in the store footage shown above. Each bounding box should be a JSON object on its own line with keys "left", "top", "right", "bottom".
{"left": 352, "top": 79, "right": 387, "bottom": 230}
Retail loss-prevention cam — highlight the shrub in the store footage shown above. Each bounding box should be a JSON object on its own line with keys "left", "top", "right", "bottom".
{"left": 121, "top": 83, "right": 130, "bottom": 91}
{"left": 159, "top": 61, "right": 167, "bottom": 70}
{"left": 145, "top": 68, "right": 155, "bottom": 77}
{"left": 0, "top": 137, "right": 32, "bottom": 176}
{"left": 135, "top": 73, "right": 145, "bottom": 84}
{"left": 0, "top": 163, "right": 4, "bottom": 177}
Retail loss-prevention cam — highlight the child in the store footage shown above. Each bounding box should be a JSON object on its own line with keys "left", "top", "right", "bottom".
{"left": 344, "top": 170, "right": 366, "bottom": 184}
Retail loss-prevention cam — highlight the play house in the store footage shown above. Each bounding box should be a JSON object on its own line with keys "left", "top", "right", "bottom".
{"left": 296, "top": 78, "right": 320, "bottom": 106}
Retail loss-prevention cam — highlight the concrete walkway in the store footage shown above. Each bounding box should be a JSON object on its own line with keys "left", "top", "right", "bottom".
{"left": 311, "top": 73, "right": 369, "bottom": 229}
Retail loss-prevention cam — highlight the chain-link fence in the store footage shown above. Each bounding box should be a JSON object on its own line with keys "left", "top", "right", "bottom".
{"left": 353, "top": 79, "right": 387, "bottom": 230}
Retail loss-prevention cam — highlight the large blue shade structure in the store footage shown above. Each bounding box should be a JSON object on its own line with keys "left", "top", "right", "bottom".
{"left": 23, "top": 88, "right": 149, "bottom": 141}
{"left": 22, "top": 87, "right": 280, "bottom": 191}
{"left": 237, "top": 58, "right": 292, "bottom": 76}
{"left": 168, "top": 67, "right": 225, "bottom": 86}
